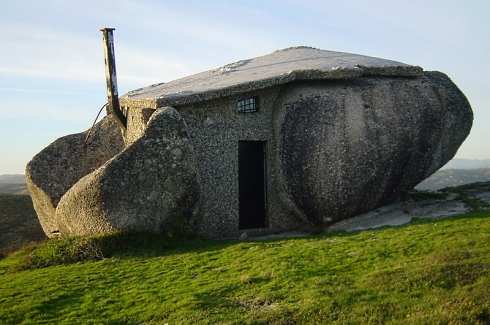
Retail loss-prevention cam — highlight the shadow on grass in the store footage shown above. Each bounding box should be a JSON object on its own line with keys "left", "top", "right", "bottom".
{"left": 4, "top": 209, "right": 489, "bottom": 272}
{"left": 8, "top": 232, "right": 236, "bottom": 271}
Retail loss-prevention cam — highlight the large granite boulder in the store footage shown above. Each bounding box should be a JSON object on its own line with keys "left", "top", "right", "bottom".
{"left": 25, "top": 116, "right": 124, "bottom": 236}
{"left": 55, "top": 107, "right": 200, "bottom": 236}
{"left": 277, "top": 71, "right": 473, "bottom": 225}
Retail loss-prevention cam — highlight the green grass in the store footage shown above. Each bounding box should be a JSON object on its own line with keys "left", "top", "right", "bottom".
{"left": 407, "top": 190, "right": 449, "bottom": 201}
{"left": 441, "top": 182, "right": 490, "bottom": 211}
{"left": 0, "top": 212, "right": 489, "bottom": 324}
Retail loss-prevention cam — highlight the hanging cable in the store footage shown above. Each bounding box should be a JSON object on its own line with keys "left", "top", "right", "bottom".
{"left": 83, "top": 103, "right": 108, "bottom": 147}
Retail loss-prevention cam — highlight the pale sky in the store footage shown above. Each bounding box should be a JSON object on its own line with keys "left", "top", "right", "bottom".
{"left": 1, "top": 0, "right": 489, "bottom": 174}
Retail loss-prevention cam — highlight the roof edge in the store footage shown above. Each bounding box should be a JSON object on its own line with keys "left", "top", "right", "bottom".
{"left": 147, "top": 64, "right": 423, "bottom": 107}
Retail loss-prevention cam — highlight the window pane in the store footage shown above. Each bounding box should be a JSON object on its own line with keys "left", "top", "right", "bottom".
{"left": 237, "top": 97, "right": 258, "bottom": 113}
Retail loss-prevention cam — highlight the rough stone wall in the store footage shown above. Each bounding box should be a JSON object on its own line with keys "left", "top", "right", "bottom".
{"left": 177, "top": 87, "right": 303, "bottom": 238}
{"left": 161, "top": 72, "right": 472, "bottom": 237}
{"left": 124, "top": 106, "right": 154, "bottom": 145}
{"left": 80, "top": 71, "right": 470, "bottom": 239}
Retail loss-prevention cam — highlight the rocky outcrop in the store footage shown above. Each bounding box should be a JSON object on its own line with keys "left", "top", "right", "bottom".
{"left": 25, "top": 116, "right": 124, "bottom": 236}
{"left": 55, "top": 107, "right": 200, "bottom": 236}
{"left": 277, "top": 71, "right": 473, "bottom": 225}
{"left": 26, "top": 46, "right": 474, "bottom": 239}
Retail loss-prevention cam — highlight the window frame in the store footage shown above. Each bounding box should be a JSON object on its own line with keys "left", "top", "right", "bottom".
{"left": 237, "top": 96, "right": 258, "bottom": 113}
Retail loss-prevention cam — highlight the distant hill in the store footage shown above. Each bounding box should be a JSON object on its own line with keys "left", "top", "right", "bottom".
{"left": 0, "top": 174, "right": 27, "bottom": 195}
{"left": 0, "top": 194, "right": 45, "bottom": 254}
{"left": 441, "top": 158, "right": 490, "bottom": 170}
{"left": 416, "top": 168, "right": 490, "bottom": 191}
{"left": 0, "top": 174, "right": 25, "bottom": 184}
{"left": 2, "top": 160, "right": 490, "bottom": 194}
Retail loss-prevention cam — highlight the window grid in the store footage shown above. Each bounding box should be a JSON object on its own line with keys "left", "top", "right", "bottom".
{"left": 237, "top": 97, "right": 258, "bottom": 113}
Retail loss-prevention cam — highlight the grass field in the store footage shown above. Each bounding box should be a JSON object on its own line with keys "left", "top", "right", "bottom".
{"left": 0, "top": 210, "right": 489, "bottom": 324}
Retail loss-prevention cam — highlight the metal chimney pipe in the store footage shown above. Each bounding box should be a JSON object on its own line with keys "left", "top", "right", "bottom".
{"left": 100, "top": 27, "right": 127, "bottom": 130}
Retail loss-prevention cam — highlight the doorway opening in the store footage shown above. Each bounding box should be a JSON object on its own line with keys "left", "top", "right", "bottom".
{"left": 239, "top": 141, "right": 267, "bottom": 229}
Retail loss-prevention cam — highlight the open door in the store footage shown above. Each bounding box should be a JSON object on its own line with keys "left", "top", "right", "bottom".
{"left": 239, "top": 141, "right": 266, "bottom": 229}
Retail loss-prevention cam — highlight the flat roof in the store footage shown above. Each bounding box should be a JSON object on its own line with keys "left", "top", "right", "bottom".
{"left": 122, "top": 46, "right": 422, "bottom": 108}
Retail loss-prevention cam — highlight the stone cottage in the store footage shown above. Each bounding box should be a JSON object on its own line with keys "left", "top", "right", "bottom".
{"left": 26, "top": 47, "right": 473, "bottom": 238}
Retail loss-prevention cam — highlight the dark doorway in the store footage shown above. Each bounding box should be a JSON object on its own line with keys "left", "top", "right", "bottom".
{"left": 239, "top": 141, "right": 267, "bottom": 229}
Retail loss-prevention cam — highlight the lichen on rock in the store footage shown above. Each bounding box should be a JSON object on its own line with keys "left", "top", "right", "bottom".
{"left": 55, "top": 107, "right": 200, "bottom": 236}
{"left": 25, "top": 47, "right": 474, "bottom": 239}
{"left": 25, "top": 115, "right": 125, "bottom": 236}
{"left": 277, "top": 71, "right": 473, "bottom": 225}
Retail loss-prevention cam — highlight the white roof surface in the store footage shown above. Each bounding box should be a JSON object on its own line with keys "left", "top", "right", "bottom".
{"left": 124, "top": 46, "right": 422, "bottom": 107}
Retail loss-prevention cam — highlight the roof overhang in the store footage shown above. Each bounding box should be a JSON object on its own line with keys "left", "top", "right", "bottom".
{"left": 120, "top": 46, "right": 423, "bottom": 108}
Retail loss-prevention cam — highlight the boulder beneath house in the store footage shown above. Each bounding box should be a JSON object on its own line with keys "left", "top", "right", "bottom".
{"left": 25, "top": 116, "right": 124, "bottom": 237}
{"left": 55, "top": 107, "right": 200, "bottom": 236}
{"left": 278, "top": 71, "right": 473, "bottom": 225}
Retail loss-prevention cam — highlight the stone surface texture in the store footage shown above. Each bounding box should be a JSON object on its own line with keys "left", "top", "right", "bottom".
{"left": 276, "top": 72, "right": 472, "bottom": 225}
{"left": 27, "top": 47, "right": 473, "bottom": 238}
{"left": 328, "top": 182, "right": 490, "bottom": 233}
{"left": 327, "top": 200, "right": 469, "bottom": 232}
{"left": 124, "top": 106, "right": 154, "bottom": 145}
{"left": 178, "top": 87, "right": 303, "bottom": 238}
{"left": 55, "top": 107, "right": 200, "bottom": 236}
{"left": 25, "top": 116, "right": 124, "bottom": 236}
{"left": 176, "top": 72, "right": 471, "bottom": 237}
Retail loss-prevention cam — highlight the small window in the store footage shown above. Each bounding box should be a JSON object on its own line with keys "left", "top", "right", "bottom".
{"left": 237, "top": 97, "right": 258, "bottom": 113}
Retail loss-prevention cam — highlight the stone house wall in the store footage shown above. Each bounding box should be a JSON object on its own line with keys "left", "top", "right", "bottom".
{"left": 124, "top": 84, "right": 309, "bottom": 237}
{"left": 176, "top": 86, "right": 303, "bottom": 237}
{"left": 121, "top": 74, "right": 472, "bottom": 238}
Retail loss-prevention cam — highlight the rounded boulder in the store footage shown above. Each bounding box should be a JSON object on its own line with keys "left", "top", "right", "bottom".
{"left": 55, "top": 107, "right": 200, "bottom": 236}
{"left": 277, "top": 72, "right": 473, "bottom": 225}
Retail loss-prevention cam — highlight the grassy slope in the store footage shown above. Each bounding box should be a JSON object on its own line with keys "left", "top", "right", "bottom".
{"left": 0, "top": 212, "right": 488, "bottom": 324}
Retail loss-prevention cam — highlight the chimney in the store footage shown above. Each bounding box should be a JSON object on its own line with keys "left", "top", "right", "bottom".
{"left": 100, "top": 27, "right": 127, "bottom": 130}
